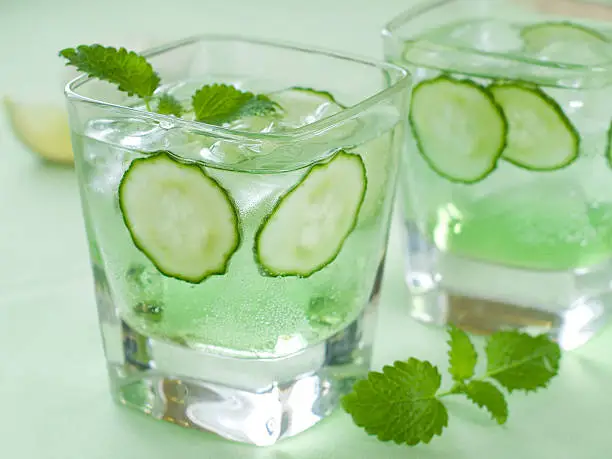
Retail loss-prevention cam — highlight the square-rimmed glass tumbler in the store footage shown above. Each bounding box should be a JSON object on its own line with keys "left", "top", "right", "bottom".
{"left": 65, "top": 35, "right": 409, "bottom": 446}
{"left": 383, "top": 0, "right": 612, "bottom": 350}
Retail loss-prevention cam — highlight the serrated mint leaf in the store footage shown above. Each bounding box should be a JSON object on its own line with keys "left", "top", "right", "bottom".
{"left": 342, "top": 358, "right": 448, "bottom": 446}
{"left": 448, "top": 325, "right": 477, "bottom": 382}
{"left": 156, "top": 94, "right": 183, "bottom": 117}
{"left": 461, "top": 380, "right": 508, "bottom": 425}
{"left": 59, "top": 45, "right": 160, "bottom": 100}
{"left": 192, "top": 84, "right": 278, "bottom": 124}
{"left": 486, "top": 331, "right": 561, "bottom": 393}
{"left": 239, "top": 94, "right": 278, "bottom": 118}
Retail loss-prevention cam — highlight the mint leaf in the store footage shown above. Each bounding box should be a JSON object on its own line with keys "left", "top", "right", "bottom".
{"left": 342, "top": 358, "right": 448, "bottom": 446}
{"left": 486, "top": 331, "right": 561, "bottom": 393}
{"left": 156, "top": 94, "right": 183, "bottom": 117}
{"left": 192, "top": 84, "right": 277, "bottom": 124}
{"left": 448, "top": 325, "right": 477, "bottom": 382}
{"left": 239, "top": 95, "right": 279, "bottom": 118}
{"left": 461, "top": 380, "right": 508, "bottom": 425}
{"left": 59, "top": 45, "right": 160, "bottom": 100}
{"left": 343, "top": 328, "right": 561, "bottom": 448}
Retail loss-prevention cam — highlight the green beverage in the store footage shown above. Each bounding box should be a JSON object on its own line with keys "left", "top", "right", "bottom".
{"left": 65, "top": 37, "right": 409, "bottom": 445}
{"left": 76, "top": 84, "right": 396, "bottom": 354}
{"left": 384, "top": 0, "right": 612, "bottom": 349}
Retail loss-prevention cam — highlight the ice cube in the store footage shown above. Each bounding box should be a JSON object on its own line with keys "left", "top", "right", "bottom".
{"left": 227, "top": 115, "right": 277, "bottom": 133}
{"left": 86, "top": 143, "right": 131, "bottom": 194}
{"left": 425, "top": 19, "right": 524, "bottom": 52}
{"left": 86, "top": 118, "right": 168, "bottom": 151}
{"left": 84, "top": 118, "right": 183, "bottom": 193}
{"left": 533, "top": 40, "right": 612, "bottom": 66}
{"left": 207, "top": 140, "right": 259, "bottom": 165}
{"left": 205, "top": 167, "right": 305, "bottom": 221}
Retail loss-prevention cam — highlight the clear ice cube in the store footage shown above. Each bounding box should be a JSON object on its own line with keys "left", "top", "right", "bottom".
{"left": 86, "top": 118, "right": 167, "bottom": 151}
{"left": 534, "top": 40, "right": 612, "bottom": 66}
{"left": 425, "top": 19, "right": 524, "bottom": 53}
{"left": 84, "top": 118, "right": 178, "bottom": 194}
{"left": 206, "top": 168, "right": 304, "bottom": 218}
{"left": 86, "top": 143, "right": 131, "bottom": 194}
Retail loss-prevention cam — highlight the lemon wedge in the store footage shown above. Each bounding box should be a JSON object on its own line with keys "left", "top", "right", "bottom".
{"left": 4, "top": 97, "right": 74, "bottom": 165}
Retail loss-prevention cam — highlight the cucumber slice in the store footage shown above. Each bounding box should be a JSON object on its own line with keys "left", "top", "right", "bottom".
{"left": 255, "top": 150, "right": 366, "bottom": 277}
{"left": 521, "top": 21, "right": 607, "bottom": 52}
{"left": 489, "top": 83, "right": 579, "bottom": 171}
{"left": 287, "top": 87, "right": 344, "bottom": 106}
{"left": 409, "top": 76, "right": 507, "bottom": 184}
{"left": 4, "top": 98, "right": 74, "bottom": 165}
{"left": 119, "top": 152, "right": 240, "bottom": 283}
{"left": 268, "top": 87, "right": 345, "bottom": 128}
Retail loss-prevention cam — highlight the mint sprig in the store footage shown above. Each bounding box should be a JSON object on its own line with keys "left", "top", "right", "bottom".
{"left": 192, "top": 84, "right": 277, "bottom": 124}
{"left": 60, "top": 45, "right": 160, "bottom": 109}
{"left": 60, "top": 45, "right": 280, "bottom": 122}
{"left": 155, "top": 93, "right": 184, "bottom": 117}
{"left": 342, "top": 326, "right": 561, "bottom": 447}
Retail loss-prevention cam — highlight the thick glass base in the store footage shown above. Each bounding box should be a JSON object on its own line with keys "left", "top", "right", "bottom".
{"left": 403, "top": 222, "right": 609, "bottom": 350}
{"left": 104, "top": 318, "right": 371, "bottom": 446}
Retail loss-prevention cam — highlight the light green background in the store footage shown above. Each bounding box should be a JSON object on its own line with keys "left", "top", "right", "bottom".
{"left": 1, "top": 0, "right": 610, "bottom": 457}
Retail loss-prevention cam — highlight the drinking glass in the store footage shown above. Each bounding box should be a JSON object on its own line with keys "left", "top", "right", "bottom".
{"left": 383, "top": 0, "right": 612, "bottom": 350}
{"left": 65, "top": 35, "right": 409, "bottom": 445}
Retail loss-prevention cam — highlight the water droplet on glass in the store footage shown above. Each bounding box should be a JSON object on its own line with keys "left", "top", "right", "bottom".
{"left": 159, "top": 120, "right": 174, "bottom": 130}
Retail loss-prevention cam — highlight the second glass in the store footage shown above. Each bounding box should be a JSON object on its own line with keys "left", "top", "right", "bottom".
{"left": 65, "top": 36, "right": 409, "bottom": 445}
{"left": 384, "top": 0, "right": 612, "bottom": 350}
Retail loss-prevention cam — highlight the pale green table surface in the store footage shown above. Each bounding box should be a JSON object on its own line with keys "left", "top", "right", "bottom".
{"left": 1, "top": 1, "right": 611, "bottom": 457}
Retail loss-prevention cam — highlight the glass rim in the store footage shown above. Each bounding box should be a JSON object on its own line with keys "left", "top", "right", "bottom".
{"left": 382, "top": 0, "right": 612, "bottom": 74}
{"left": 65, "top": 33, "right": 410, "bottom": 142}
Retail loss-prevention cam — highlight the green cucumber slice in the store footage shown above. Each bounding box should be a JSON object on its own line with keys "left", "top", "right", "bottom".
{"left": 286, "top": 86, "right": 345, "bottom": 106}
{"left": 255, "top": 150, "right": 366, "bottom": 277}
{"left": 119, "top": 152, "right": 240, "bottom": 283}
{"left": 409, "top": 76, "right": 507, "bottom": 184}
{"left": 521, "top": 21, "right": 607, "bottom": 52}
{"left": 489, "top": 83, "right": 579, "bottom": 171}
{"left": 268, "top": 87, "right": 345, "bottom": 127}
